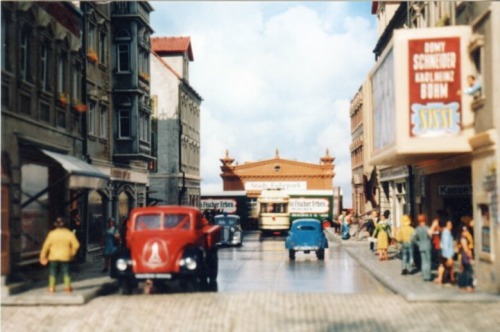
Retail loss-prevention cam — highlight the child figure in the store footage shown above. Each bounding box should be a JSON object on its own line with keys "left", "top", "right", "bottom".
{"left": 396, "top": 214, "right": 415, "bottom": 275}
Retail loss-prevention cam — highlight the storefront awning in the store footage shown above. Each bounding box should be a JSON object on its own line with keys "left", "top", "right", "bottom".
{"left": 42, "top": 149, "right": 109, "bottom": 189}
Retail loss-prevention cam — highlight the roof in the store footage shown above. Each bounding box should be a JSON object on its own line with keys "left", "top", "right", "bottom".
{"left": 151, "top": 36, "right": 194, "bottom": 61}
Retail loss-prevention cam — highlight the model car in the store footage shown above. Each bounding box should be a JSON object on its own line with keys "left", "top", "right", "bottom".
{"left": 285, "top": 219, "right": 328, "bottom": 260}
{"left": 110, "top": 206, "right": 221, "bottom": 294}
{"left": 213, "top": 213, "right": 243, "bottom": 246}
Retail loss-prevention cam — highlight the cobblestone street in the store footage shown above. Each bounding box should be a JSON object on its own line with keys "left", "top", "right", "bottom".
{"left": 3, "top": 292, "right": 500, "bottom": 332}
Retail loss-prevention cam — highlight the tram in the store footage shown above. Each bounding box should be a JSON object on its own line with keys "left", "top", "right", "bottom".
{"left": 257, "top": 189, "right": 290, "bottom": 234}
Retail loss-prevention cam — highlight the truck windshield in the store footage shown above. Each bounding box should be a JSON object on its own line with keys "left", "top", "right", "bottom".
{"left": 163, "top": 214, "right": 190, "bottom": 229}
{"left": 136, "top": 214, "right": 161, "bottom": 230}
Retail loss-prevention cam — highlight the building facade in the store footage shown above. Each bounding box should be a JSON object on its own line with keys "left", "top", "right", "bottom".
{"left": 220, "top": 149, "right": 336, "bottom": 195}
{"left": 1, "top": 2, "right": 109, "bottom": 279}
{"left": 361, "top": 1, "right": 500, "bottom": 293}
{"left": 1, "top": 1, "right": 155, "bottom": 285}
{"left": 149, "top": 36, "right": 202, "bottom": 207}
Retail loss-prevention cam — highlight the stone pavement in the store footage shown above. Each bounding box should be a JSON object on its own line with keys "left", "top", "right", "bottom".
{"left": 325, "top": 227, "right": 500, "bottom": 302}
{"left": 1, "top": 228, "right": 499, "bottom": 306}
{"left": 1, "top": 259, "right": 118, "bottom": 306}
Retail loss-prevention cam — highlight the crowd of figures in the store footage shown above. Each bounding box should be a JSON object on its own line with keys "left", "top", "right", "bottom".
{"left": 331, "top": 208, "right": 475, "bottom": 293}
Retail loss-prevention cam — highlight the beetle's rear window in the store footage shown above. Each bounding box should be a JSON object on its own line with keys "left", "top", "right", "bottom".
{"left": 163, "top": 214, "right": 190, "bottom": 229}
{"left": 136, "top": 214, "right": 161, "bottom": 230}
{"left": 297, "top": 225, "right": 316, "bottom": 231}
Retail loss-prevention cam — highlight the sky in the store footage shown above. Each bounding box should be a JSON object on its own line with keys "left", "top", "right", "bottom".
{"left": 150, "top": 1, "right": 378, "bottom": 208}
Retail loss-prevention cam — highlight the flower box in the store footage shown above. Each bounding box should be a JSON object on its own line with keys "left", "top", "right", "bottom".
{"left": 139, "top": 72, "right": 150, "bottom": 82}
{"left": 72, "top": 103, "right": 87, "bottom": 113}
{"left": 57, "top": 93, "right": 69, "bottom": 107}
{"left": 87, "top": 48, "right": 98, "bottom": 63}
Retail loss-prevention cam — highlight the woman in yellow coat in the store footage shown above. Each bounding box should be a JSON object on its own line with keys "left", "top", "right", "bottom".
{"left": 373, "top": 210, "right": 391, "bottom": 261}
{"left": 39, "top": 217, "right": 80, "bottom": 293}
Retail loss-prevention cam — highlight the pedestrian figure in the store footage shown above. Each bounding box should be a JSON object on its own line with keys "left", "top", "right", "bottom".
{"left": 70, "top": 209, "right": 84, "bottom": 262}
{"left": 39, "top": 217, "right": 80, "bottom": 293}
{"left": 366, "top": 210, "right": 378, "bottom": 252}
{"left": 457, "top": 226, "right": 474, "bottom": 292}
{"left": 396, "top": 214, "right": 415, "bottom": 275}
{"left": 412, "top": 214, "right": 433, "bottom": 281}
{"left": 435, "top": 220, "right": 455, "bottom": 285}
{"left": 373, "top": 210, "right": 391, "bottom": 261}
{"left": 430, "top": 210, "right": 445, "bottom": 269}
{"left": 341, "top": 210, "right": 351, "bottom": 240}
{"left": 102, "top": 218, "right": 121, "bottom": 273}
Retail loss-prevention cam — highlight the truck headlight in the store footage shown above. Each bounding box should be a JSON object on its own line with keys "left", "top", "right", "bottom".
{"left": 116, "top": 258, "right": 129, "bottom": 271}
{"left": 180, "top": 257, "right": 197, "bottom": 270}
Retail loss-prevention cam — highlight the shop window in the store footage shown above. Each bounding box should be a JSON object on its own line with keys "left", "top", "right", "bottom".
{"left": 88, "top": 190, "right": 104, "bottom": 246}
{"left": 21, "top": 163, "right": 49, "bottom": 261}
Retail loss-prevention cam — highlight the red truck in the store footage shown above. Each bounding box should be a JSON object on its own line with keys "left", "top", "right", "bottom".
{"left": 110, "top": 206, "right": 221, "bottom": 294}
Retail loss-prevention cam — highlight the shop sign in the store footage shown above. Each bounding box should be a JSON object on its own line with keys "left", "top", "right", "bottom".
{"left": 409, "top": 37, "right": 462, "bottom": 137}
{"left": 245, "top": 181, "right": 307, "bottom": 191}
{"left": 289, "top": 198, "right": 329, "bottom": 214}
{"left": 200, "top": 199, "right": 237, "bottom": 213}
{"left": 438, "top": 185, "right": 472, "bottom": 196}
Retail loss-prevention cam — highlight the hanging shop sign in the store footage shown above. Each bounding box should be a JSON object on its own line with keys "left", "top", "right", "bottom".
{"left": 370, "top": 26, "right": 473, "bottom": 166}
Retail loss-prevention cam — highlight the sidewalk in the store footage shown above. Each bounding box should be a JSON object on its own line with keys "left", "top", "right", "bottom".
{"left": 1, "top": 259, "right": 118, "bottom": 306}
{"left": 325, "top": 227, "right": 500, "bottom": 302}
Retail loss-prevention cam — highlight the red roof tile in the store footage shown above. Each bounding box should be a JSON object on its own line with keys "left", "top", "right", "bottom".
{"left": 151, "top": 37, "right": 193, "bottom": 61}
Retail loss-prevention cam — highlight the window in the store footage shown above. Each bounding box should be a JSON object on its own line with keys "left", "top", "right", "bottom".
{"left": 139, "top": 111, "right": 150, "bottom": 142}
{"left": 20, "top": 27, "right": 30, "bottom": 81}
{"left": 57, "top": 52, "right": 67, "bottom": 94}
{"left": 1, "top": 85, "right": 9, "bottom": 107}
{"left": 136, "top": 214, "right": 161, "bottom": 230}
{"left": 40, "top": 42, "right": 50, "bottom": 91}
{"left": 56, "top": 109, "right": 66, "bottom": 128}
{"left": 88, "top": 101, "right": 96, "bottom": 135}
{"left": 117, "top": 44, "right": 130, "bottom": 72}
{"left": 71, "top": 63, "right": 80, "bottom": 102}
{"left": 88, "top": 23, "right": 96, "bottom": 52}
{"left": 20, "top": 93, "right": 31, "bottom": 115}
{"left": 40, "top": 102, "right": 50, "bottom": 122}
{"left": 2, "top": 19, "right": 11, "bottom": 71}
{"left": 118, "top": 109, "right": 131, "bottom": 138}
{"left": 99, "top": 105, "right": 107, "bottom": 138}
{"left": 99, "top": 31, "right": 106, "bottom": 64}
{"left": 163, "top": 214, "right": 190, "bottom": 229}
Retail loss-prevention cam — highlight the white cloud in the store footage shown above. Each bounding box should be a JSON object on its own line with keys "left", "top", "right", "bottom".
{"left": 150, "top": 2, "right": 377, "bottom": 208}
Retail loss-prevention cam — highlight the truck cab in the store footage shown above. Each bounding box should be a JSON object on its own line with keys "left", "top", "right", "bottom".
{"left": 110, "top": 206, "right": 220, "bottom": 294}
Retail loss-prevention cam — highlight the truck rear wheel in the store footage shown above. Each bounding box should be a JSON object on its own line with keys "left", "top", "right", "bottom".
{"left": 289, "top": 249, "right": 296, "bottom": 260}
{"left": 316, "top": 249, "right": 325, "bottom": 260}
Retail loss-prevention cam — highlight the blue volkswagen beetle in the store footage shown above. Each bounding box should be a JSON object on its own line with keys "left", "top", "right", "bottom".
{"left": 285, "top": 219, "right": 328, "bottom": 260}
